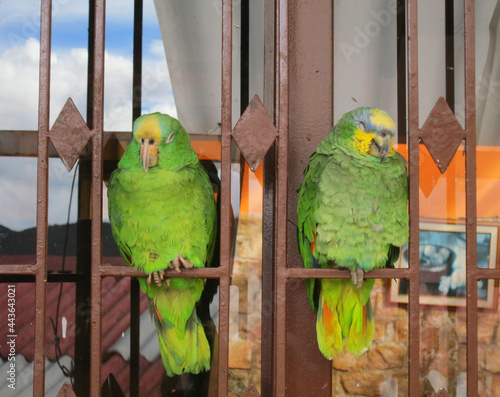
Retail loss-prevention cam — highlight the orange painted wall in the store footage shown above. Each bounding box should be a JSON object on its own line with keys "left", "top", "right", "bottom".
{"left": 397, "top": 144, "right": 500, "bottom": 220}
{"left": 193, "top": 140, "right": 500, "bottom": 219}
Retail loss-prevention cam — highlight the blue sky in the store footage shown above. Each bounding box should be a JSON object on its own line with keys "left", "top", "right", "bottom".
{"left": 0, "top": 0, "right": 176, "bottom": 231}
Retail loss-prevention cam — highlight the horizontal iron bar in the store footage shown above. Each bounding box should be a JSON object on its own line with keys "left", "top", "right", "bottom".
{"left": 475, "top": 268, "right": 500, "bottom": 279}
{"left": 285, "top": 267, "right": 410, "bottom": 279}
{"left": 99, "top": 265, "right": 226, "bottom": 278}
{"left": 0, "top": 130, "right": 221, "bottom": 157}
{"left": 0, "top": 264, "right": 38, "bottom": 274}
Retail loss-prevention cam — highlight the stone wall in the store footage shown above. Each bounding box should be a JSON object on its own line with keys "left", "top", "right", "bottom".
{"left": 228, "top": 213, "right": 263, "bottom": 395}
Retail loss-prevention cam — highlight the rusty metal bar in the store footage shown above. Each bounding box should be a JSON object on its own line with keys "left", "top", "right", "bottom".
{"left": 132, "top": 0, "right": 143, "bottom": 122}
{"left": 89, "top": 0, "right": 106, "bottom": 395}
{"left": 285, "top": 267, "right": 411, "bottom": 279}
{"left": 274, "top": 0, "right": 288, "bottom": 393}
{"left": 130, "top": 2, "right": 143, "bottom": 395}
{"left": 34, "top": 0, "right": 52, "bottom": 395}
{"left": 397, "top": 0, "right": 407, "bottom": 143}
{"left": 464, "top": 0, "right": 478, "bottom": 395}
{"left": 0, "top": 265, "right": 38, "bottom": 274}
{"left": 261, "top": 0, "right": 276, "bottom": 393}
{"left": 406, "top": 0, "right": 421, "bottom": 396}
{"left": 99, "top": 265, "right": 225, "bottom": 278}
{"left": 445, "top": 0, "right": 455, "bottom": 112}
{"left": 220, "top": 0, "right": 233, "bottom": 394}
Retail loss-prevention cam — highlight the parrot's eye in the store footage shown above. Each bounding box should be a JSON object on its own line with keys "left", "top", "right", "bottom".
{"left": 166, "top": 133, "right": 174, "bottom": 144}
{"left": 141, "top": 138, "right": 145, "bottom": 144}
{"left": 358, "top": 121, "right": 366, "bottom": 131}
{"left": 149, "top": 138, "right": 155, "bottom": 145}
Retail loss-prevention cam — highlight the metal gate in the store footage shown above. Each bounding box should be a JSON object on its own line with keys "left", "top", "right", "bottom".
{"left": 0, "top": 0, "right": 495, "bottom": 395}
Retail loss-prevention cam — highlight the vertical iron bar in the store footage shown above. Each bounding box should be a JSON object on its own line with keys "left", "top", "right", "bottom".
{"left": 89, "top": 0, "right": 106, "bottom": 395}
{"left": 262, "top": 142, "right": 276, "bottom": 397}
{"left": 87, "top": 0, "right": 96, "bottom": 130}
{"left": 407, "top": 0, "right": 421, "bottom": 396}
{"left": 73, "top": 0, "right": 97, "bottom": 392}
{"left": 74, "top": 160, "right": 91, "bottom": 396}
{"left": 35, "top": 0, "right": 52, "bottom": 395}
{"left": 240, "top": 0, "right": 250, "bottom": 115}
{"left": 285, "top": 0, "right": 333, "bottom": 393}
{"left": 445, "top": 0, "right": 455, "bottom": 112}
{"left": 261, "top": 0, "right": 276, "bottom": 393}
{"left": 220, "top": 0, "right": 232, "bottom": 394}
{"left": 130, "top": 278, "right": 140, "bottom": 396}
{"left": 464, "top": 0, "right": 477, "bottom": 395}
{"left": 239, "top": 0, "right": 249, "bottom": 255}
{"left": 130, "top": 1, "right": 143, "bottom": 395}
{"left": 133, "top": 0, "right": 143, "bottom": 121}
{"left": 275, "top": 0, "right": 288, "bottom": 394}
{"left": 397, "top": 0, "right": 407, "bottom": 144}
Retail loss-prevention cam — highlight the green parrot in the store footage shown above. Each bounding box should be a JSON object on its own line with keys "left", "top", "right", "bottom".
{"left": 107, "top": 112, "right": 217, "bottom": 376}
{"left": 297, "top": 107, "right": 409, "bottom": 359}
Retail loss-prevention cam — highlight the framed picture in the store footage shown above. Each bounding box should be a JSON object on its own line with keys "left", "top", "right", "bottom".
{"left": 389, "top": 220, "right": 499, "bottom": 309}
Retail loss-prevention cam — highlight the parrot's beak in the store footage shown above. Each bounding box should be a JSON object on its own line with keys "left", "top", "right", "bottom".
{"left": 379, "top": 137, "right": 391, "bottom": 163}
{"left": 369, "top": 134, "right": 392, "bottom": 163}
{"left": 140, "top": 138, "right": 159, "bottom": 172}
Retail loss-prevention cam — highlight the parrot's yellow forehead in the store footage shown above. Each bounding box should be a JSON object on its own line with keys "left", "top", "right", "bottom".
{"left": 135, "top": 116, "right": 162, "bottom": 142}
{"left": 369, "top": 109, "right": 396, "bottom": 131}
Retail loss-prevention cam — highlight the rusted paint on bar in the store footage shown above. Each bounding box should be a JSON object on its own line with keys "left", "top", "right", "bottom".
{"left": 100, "top": 265, "right": 225, "bottom": 278}
{"left": 407, "top": 0, "right": 421, "bottom": 396}
{"left": 34, "top": 0, "right": 52, "bottom": 395}
{"left": 275, "top": 0, "right": 288, "bottom": 394}
{"left": 464, "top": 0, "right": 478, "bottom": 395}
{"left": 0, "top": 264, "right": 38, "bottom": 274}
{"left": 89, "top": 0, "right": 106, "bottom": 395}
{"left": 475, "top": 269, "right": 500, "bottom": 279}
{"left": 285, "top": 267, "right": 410, "bottom": 280}
{"left": 219, "top": 0, "right": 232, "bottom": 394}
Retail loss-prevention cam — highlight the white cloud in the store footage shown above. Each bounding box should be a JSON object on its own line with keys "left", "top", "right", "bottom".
{"left": 0, "top": 38, "right": 40, "bottom": 130}
{"left": 149, "top": 39, "right": 166, "bottom": 57}
{"left": 0, "top": 37, "right": 176, "bottom": 132}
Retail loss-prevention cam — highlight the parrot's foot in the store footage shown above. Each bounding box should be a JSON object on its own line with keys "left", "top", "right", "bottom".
{"left": 169, "top": 254, "right": 194, "bottom": 273}
{"left": 147, "top": 270, "right": 170, "bottom": 287}
{"left": 350, "top": 265, "right": 364, "bottom": 289}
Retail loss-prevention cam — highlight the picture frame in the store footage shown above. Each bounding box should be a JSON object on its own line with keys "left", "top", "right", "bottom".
{"left": 389, "top": 220, "right": 499, "bottom": 309}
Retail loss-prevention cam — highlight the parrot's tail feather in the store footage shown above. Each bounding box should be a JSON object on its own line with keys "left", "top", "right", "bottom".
{"left": 153, "top": 301, "right": 210, "bottom": 377}
{"left": 316, "top": 278, "right": 375, "bottom": 359}
{"left": 157, "top": 309, "right": 210, "bottom": 377}
{"left": 316, "top": 290, "right": 343, "bottom": 359}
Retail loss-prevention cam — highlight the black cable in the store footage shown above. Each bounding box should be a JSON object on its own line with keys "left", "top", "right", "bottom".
{"left": 50, "top": 159, "right": 80, "bottom": 385}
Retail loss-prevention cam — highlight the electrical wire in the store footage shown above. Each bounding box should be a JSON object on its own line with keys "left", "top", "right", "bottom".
{"left": 49, "top": 159, "right": 80, "bottom": 385}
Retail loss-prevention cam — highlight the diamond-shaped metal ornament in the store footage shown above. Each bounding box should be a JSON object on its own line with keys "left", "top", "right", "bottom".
{"left": 232, "top": 95, "right": 278, "bottom": 172}
{"left": 49, "top": 98, "right": 92, "bottom": 172}
{"left": 420, "top": 97, "right": 465, "bottom": 174}
{"left": 242, "top": 385, "right": 261, "bottom": 397}
{"left": 57, "top": 382, "right": 77, "bottom": 397}
{"left": 436, "top": 388, "right": 449, "bottom": 397}
{"left": 419, "top": 144, "right": 444, "bottom": 198}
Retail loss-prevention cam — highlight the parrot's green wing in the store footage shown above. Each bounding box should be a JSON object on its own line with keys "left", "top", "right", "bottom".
{"left": 297, "top": 151, "right": 327, "bottom": 309}
{"left": 108, "top": 113, "right": 217, "bottom": 376}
